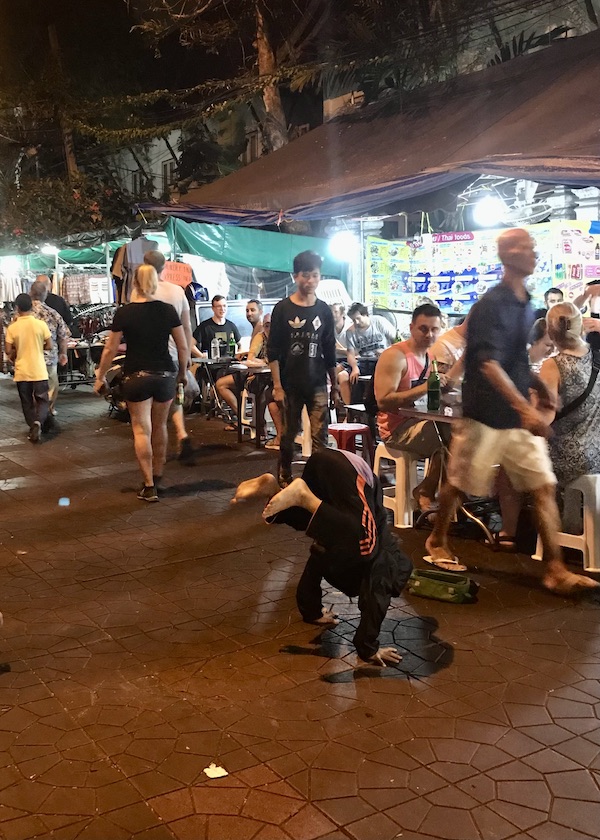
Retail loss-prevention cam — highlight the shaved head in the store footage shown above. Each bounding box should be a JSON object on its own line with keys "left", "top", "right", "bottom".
{"left": 497, "top": 228, "right": 536, "bottom": 278}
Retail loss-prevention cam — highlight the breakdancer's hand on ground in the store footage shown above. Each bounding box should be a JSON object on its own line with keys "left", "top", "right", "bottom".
{"left": 310, "top": 607, "right": 340, "bottom": 626}
{"left": 368, "top": 647, "right": 402, "bottom": 667}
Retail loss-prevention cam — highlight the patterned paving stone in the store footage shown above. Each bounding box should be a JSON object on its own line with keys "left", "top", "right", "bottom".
{"left": 1, "top": 379, "right": 600, "bottom": 839}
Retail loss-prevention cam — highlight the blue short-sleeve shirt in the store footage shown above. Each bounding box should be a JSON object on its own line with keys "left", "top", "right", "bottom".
{"left": 462, "top": 283, "right": 535, "bottom": 429}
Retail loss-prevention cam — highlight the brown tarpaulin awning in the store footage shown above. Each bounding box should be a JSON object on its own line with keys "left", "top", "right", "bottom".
{"left": 145, "top": 30, "right": 600, "bottom": 225}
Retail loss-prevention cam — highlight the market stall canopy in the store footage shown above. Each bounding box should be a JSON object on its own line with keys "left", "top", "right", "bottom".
{"left": 56, "top": 224, "right": 148, "bottom": 249}
{"left": 144, "top": 30, "right": 600, "bottom": 226}
{"left": 27, "top": 240, "right": 128, "bottom": 272}
{"left": 165, "top": 217, "right": 346, "bottom": 279}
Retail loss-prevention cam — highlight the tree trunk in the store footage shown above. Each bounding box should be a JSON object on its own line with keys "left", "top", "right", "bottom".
{"left": 255, "top": 0, "right": 288, "bottom": 152}
{"left": 48, "top": 23, "right": 79, "bottom": 182}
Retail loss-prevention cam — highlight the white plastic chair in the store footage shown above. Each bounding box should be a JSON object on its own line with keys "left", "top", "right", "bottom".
{"left": 373, "top": 441, "right": 423, "bottom": 528}
{"left": 532, "top": 474, "right": 600, "bottom": 571}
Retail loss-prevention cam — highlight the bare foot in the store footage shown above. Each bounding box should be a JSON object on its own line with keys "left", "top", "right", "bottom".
{"left": 543, "top": 570, "right": 600, "bottom": 595}
{"left": 232, "top": 473, "right": 279, "bottom": 504}
{"left": 262, "top": 478, "right": 309, "bottom": 519}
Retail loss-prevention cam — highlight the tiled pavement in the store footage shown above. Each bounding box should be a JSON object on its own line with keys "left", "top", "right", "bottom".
{"left": 1, "top": 376, "right": 600, "bottom": 840}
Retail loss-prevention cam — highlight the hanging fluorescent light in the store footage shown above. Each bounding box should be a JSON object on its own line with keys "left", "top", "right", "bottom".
{"left": 472, "top": 196, "right": 507, "bottom": 228}
{"left": 329, "top": 230, "right": 359, "bottom": 261}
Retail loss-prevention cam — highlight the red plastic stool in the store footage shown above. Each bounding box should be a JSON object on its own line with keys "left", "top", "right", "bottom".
{"left": 328, "top": 422, "right": 375, "bottom": 466}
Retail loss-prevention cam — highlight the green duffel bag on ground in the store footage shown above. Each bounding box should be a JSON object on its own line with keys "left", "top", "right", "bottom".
{"left": 408, "top": 569, "right": 479, "bottom": 603}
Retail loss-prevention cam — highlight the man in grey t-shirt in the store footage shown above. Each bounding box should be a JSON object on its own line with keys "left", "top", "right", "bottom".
{"left": 338, "top": 302, "right": 395, "bottom": 404}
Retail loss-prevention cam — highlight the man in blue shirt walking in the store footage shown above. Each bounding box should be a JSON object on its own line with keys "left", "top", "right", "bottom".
{"left": 425, "top": 228, "right": 599, "bottom": 595}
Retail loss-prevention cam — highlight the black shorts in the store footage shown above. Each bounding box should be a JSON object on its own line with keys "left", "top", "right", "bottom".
{"left": 121, "top": 371, "right": 176, "bottom": 403}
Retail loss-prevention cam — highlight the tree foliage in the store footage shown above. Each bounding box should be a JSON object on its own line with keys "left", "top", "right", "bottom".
{"left": 0, "top": 0, "right": 589, "bottom": 249}
{"left": 0, "top": 174, "right": 134, "bottom": 251}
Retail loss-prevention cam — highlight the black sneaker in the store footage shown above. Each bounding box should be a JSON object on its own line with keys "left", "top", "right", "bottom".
{"left": 28, "top": 421, "right": 41, "bottom": 443}
{"left": 178, "top": 437, "right": 194, "bottom": 462}
{"left": 137, "top": 485, "right": 159, "bottom": 502}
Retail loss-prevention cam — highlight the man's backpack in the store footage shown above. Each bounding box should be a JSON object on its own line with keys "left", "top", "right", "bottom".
{"left": 408, "top": 568, "right": 479, "bottom": 604}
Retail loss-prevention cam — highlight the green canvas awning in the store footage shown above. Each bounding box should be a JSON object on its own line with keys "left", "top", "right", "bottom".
{"left": 167, "top": 217, "right": 347, "bottom": 280}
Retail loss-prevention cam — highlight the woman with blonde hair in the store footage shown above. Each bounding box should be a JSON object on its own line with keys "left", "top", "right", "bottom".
{"left": 537, "top": 301, "right": 600, "bottom": 490}
{"left": 94, "top": 264, "right": 188, "bottom": 502}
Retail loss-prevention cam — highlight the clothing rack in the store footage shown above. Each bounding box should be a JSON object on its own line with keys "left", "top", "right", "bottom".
{"left": 73, "top": 303, "right": 116, "bottom": 339}
{"left": 53, "top": 266, "right": 114, "bottom": 307}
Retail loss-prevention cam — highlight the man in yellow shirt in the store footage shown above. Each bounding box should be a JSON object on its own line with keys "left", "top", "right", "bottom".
{"left": 5, "top": 293, "right": 53, "bottom": 443}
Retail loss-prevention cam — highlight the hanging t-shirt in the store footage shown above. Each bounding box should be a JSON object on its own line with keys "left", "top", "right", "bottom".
{"left": 111, "top": 300, "right": 181, "bottom": 375}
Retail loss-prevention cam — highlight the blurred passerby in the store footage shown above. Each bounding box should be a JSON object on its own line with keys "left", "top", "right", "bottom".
{"left": 5, "top": 294, "right": 52, "bottom": 443}
{"left": 29, "top": 279, "right": 70, "bottom": 430}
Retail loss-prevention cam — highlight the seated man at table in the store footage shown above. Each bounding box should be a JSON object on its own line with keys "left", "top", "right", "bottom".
{"left": 194, "top": 295, "right": 241, "bottom": 427}
{"left": 330, "top": 302, "right": 352, "bottom": 365}
{"left": 339, "top": 303, "right": 396, "bottom": 404}
{"left": 244, "top": 298, "right": 264, "bottom": 347}
{"left": 216, "top": 299, "right": 264, "bottom": 428}
{"left": 374, "top": 303, "right": 446, "bottom": 511}
{"left": 217, "top": 313, "right": 282, "bottom": 437}
{"left": 194, "top": 295, "right": 241, "bottom": 356}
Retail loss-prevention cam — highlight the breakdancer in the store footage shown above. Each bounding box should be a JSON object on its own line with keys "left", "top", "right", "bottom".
{"left": 233, "top": 448, "right": 413, "bottom": 666}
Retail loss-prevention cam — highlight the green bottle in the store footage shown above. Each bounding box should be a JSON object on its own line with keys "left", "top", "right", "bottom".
{"left": 427, "top": 359, "right": 441, "bottom": 411}
{"left": 228, "top": 333, "right": 236, "bottom": 357}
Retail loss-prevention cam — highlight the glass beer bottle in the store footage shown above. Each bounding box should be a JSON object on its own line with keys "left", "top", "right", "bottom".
{"left": 427, "top": 360, "right": 441, "bottom": 411}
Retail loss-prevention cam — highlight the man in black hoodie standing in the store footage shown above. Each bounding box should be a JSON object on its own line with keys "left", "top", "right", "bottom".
{"left": 267, "top": 251, "right": 338, "bottom": 487}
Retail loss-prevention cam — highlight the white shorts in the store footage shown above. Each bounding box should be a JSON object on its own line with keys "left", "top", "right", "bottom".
{"left": 446, "top": 418, "right": 556, "bottom": 497}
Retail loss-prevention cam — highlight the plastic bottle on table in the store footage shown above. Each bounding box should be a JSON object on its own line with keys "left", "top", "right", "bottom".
{"left": 210, "top": 337, "right": 220, "bottom": 359}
